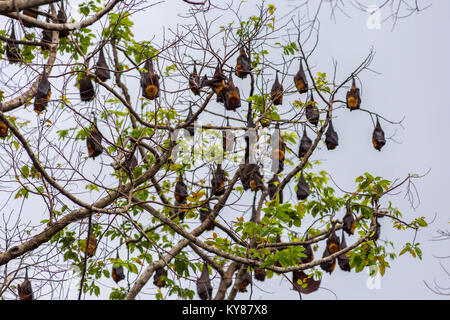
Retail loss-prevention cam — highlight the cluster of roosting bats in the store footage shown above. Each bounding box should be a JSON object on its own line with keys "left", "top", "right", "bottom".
{"left": 2, "top": 6, "right": 387, "bottom": 300}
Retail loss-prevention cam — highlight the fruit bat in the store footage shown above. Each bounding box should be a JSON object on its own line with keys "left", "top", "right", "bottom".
{"left": 22, "top": 7, "right": 39, "bottom": 28}
{"left": 18, "top": 268, "right": 33, "bottom": 300}
{"left": 296, "top": 171, "right": 310, "bottom": 201}
{"left": 174, "top": 174, "right": 188, "bottom": 204}
{"left": 369, "top": 221, "right": 381, "bottom": 241}
{"left": 325, "top": 120, "right": 338, "bottom": 150}
{"left": 79, "top": 75, "right": 95, "bottom": 102}
{"left": 319, "top": 246, "right": 336, "bottom": 274}
{"left": 34, "top": 73, "right": 51, "bottom": 113}
{"left": 224, "top": 73, "right": 241, "bottom": 111}
{"left": 0, "top": 119, "right": 8, "bottom": 138}
{"left": 305, "top": 94, "right": 319, "bottom": 127}
{"left": 326, "top": 228, "right": 340, "bottom": 254}
{"left": 174, "top": 201, "right": 186, "bottom": 221}
{"left": 202, "top": 64, "right": 227, "bottom": 97}
{"left": 122, "top": 152, "right": 138, "bottom": 174}
{"left": 292, "top": 270, "right": 320, "bottom": 294}
{"left": 41, "top": 28, "right": 52, "bottom": 51}
{"left": 268, "top": 175, "right": 283, "bottom": 203}
{"left": 199, "top": 202, "right": 215, "bottom": 231}
{"left": 185, "top": 104, "right": 195, "bottom": 137}
{"left": 57, "top": 6, "right": 69, "bottom": 38}
{"left": 271, "top": 123, "right": 285, "bottom": 174}
{"left": 238, "top": 269, "right": 252, "bottom": 292}
{"left": 337, "top": 231, "right": 351, "bottom": 272}
{"left": 298, "top": 127, "right": 312, "bottom": 158}
{"left": 189, "top": 64, "right": 201, "bottom": 95}
{"left": 84, "top": 233, "right": 97, "bottom": 258}
{"left": 346, "top": 78, "right": 361, "bottom": 111}
{"left": 86, "top": 125, "right": 103, "bottom": 159}
{"left": 372, "top": 118, "right": 386, "bottom": 151}
{"left": 271, "top": 71, "right": 283, "bottom": 105}
{"left": 112, "top": 252, "right": 126, "bottom": 284}
{"left": 240, "top": 164, "right": 264, "bottom": 192}
{"left": 95, "top": 48, "right": 110, "bottom": 82}
{"left": 141, "top": 59, "right": 160, "bottom": 100}
{"left": 235, "top": 47, "right": 252, "bottom": 79}
{"left": 343, "top": 201, "right": 356, "bottom": 236}
{"left": 153, "top": 267, "right": 167, "bottom": 288}
{"left": 294, "top": 58, "right": 308, "bottom": 94}
{"left": 196, "top": 263, "right": 213, "bottom": 300}
{"left": 254, "top": 268, "right": 266, "bottom": 282}
{"left": 300, "top": 242, "right": 314, "bottom": 264}
{"left": 6, "top": 25, "right": 21, "bottom": 64}
{"left": 211, "top": 164, "right": 227, "bottom": 196}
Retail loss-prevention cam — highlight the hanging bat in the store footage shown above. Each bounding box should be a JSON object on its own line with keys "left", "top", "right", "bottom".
{"left": 298, "top": 127, "right": 312, "bottom": 158}
{"left": 141, "top": 59, "right": 160, "bottom": 100}
{"left": 271, "top": 71, "right": 283, "bottom": 105}
{"left": 112, "top": 253, "right": 126, "bottom": 284}
{"left": 174, "top": 174, "right": 188, "bottom": 204}
{"left": 34, "top": 73, "right": 51, "bottom": 113}
{"left": 196, "top": 263, "right": 213, "bottom": 300}
{"left": 268, "top": 175, "right": 283, "bottom": 203}
{"left": 305, "top": 94, "right": 319, "bottom": 127}
{"left": 346, "top": 78, "right": 361, "bottom": 111}
{"left": 185, "top": 104, "right": 195, "bottom": 137}
{"left": 343, "top": 200, "right": 356, "bottom": 235}
{"left": 326, "top": 228, "right": 340, "bottom": 254}
{"left": 121, "top": 152, "right": 138, "bottom": 174}
{"left": 95, "top": 48, "right": 110, "bottom": 82}
{"left": 254, "top": 268, "right": 266, "bottom": 282}
{"left": 235, "top": 47, "right": 252, "bottom": 79}
{"left": 224, "top": 73, "right": 241, "bottom": 111}
{"left": 80, "top": 233, "right": 97, "bottom": 258}
{"left": 325, "top": 120, "right": 338, "bottom": 150}
{"left": 319, "top": 246, "right": 336, "bottom": 274}
{"left": 86, "top": 125, "right": 103, "bottom": 159}
{"left": 199, "top": 202, "right": 215, "bottom": 231}
{"left": 174, "top": 201, "right": 187, "bottom": 222}
{"left": 57, "top": 6, "right": 69, "bottom": 38}
{"left": 248, "top": 164, "right": 264, "bottom": 192}
{"left": 211, "top": 164, "right": 227, "bottom": 196}
{"left": 6, "top": 25, "right": 21, "bottom": 64}
{"left": 296, "top": 171, "right": 310, "bottom": 201}
{"left": 238, "top": 269, "right": 252, "bottom": 292}
{"left": 17, "top": 268, "right": 33, "bottom": 300}
{"left": 0, "top": 119, "right": 8, "bottom": 138}
{"left": 41, "top": 28, "right": 53, "bottom": 51}
{"left": 202, "top": 64, "right": 227, "bottom": 96}
{"left": 372, "top": 118, "right": 386, "bottom": 151}
{"left": 153, "top": 267, "right": 167, "bottom": 288}
{"left": 189, "top": 64, "right": 201, "bottom": 95}
{"left": 79, "top": 75, "right": 95, "bottom": 102}
{"left": 369, "top": 220, "right": 381, "bottom": 241}
{"left": 338, "top": 231, "right": 351, "bottom": 272}
{"left": 300, "top": 242, "right": 314, "bottom": 264}
{"left": 292, "top": 270, "right": 320, "bottom": 294}
{"left": 294, "top": 58, "right": 308, "bottom": 94}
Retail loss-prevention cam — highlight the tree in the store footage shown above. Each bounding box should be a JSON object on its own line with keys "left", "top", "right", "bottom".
{"left": 0, "top": 0, "right": 429, "bottom": 300}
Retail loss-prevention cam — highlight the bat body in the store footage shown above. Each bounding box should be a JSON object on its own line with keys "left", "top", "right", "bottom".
{"left": 41, "top": 29, "right": 53, "bottom": 51}
{"left": 238, "top": 269, "right": 252, "bottom": 292}
{"left": 174, "top": 175, "right": 188, "bottom": 204}
{"left": 34, "top": 73, "right": 51, "bottom": 113}
{"left": 79, "top": 75, "right": 95, "bottom": 101}
{"left": 235, "top": 47, "right": 252, "bottom": 79}
{"left": 196, "top": 263, "right": 213, "bottom": 300}
{"left": 298, "top": 128, "right": 312, "bottom": 158}
{"left": 95, "top": 48, "right": 110, "bottom": 82}
{"left": 320, "top": 246, "right": 336, "bottom": 274}
{"left": 326, "top": 229, "right": 340, "bottom": 254}
{"left": 18, "top": 268, "right": 33, "bottom": 300}
{"left": 271, "top": 71, "right": 283, "bottom": 105}
{"left": 254, "top": 268, "right": 266, "bottom": 282}
{"left": 202, "top": 65, "right": 227, "bottom": 96}
{"left": 80, "top": 233, "right": 97, "bottom": 258}
{"left": 86, "top": 126, "right": 103, "bottom": 159}
{"left": 141, "top": 60, "right": 160, "bottom": 100}
{"left": 271, "top": 124, "right": 285, "bottom": 174}
{"left": 338, "top": 232, "right": 351, "bottom": 272}
{"left": 57, "top": 7, "right": 69, "bottom": 38}
{"left": 189, "top": 65, "right": 201, "bottom": 95}
{"left": 268, "top": 175, "right": 283, "bottom": 203}
{"left": 346, "top": 78, "right": 361, "bottom": 111}
{"left": 112, "top": 253, "right": 126, "bottom": 284}
{"left": 0, "top": 120, "right": 8, "bottom": 138}
{"left": 372, "top": 119, "right": 386, "bottom": 151}
{"left": 301, "top": 243, "right": 314, "bottom": 264}
{"left": 211, "top": 164, "right": 227, "bottom": 196}
{"left": 6, "top": 25, "right": 21, "bottom": 63}
{"left": 240, "top": 163, "right": 264, "bottom": 192}
{"left": 153, "top": 267, "right": 167, "bottom": 288}
{"left": 294, "top": 59, "right": 308, "bottom": 94}
{"left": 185, "top": 105, "right": 195, "bottom": 137}
{"left": 199, "top": 202, "right": 215, "bottom": 231}
{"left": 224, "top": 74, "right": 241, "bottom": 111}
{"left": 343, "top": 202, "right": 356, "bottom": 235}
{"left": 305, "top": 95, "right": 319, "bottom": 126}
{"left": 293, "top": 270, "right": 320, "bottom": 294}
{"left": 325, "top": 120, "right": 338, "bottom": 150}
{"left": 296, "top": 171, "right": 310, "bottom": 200}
